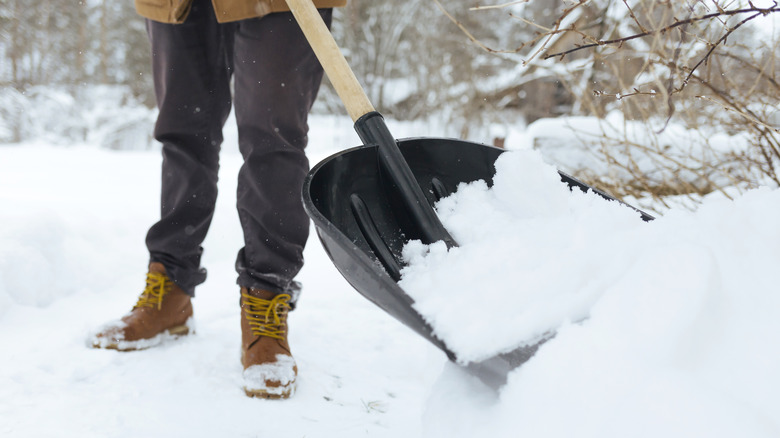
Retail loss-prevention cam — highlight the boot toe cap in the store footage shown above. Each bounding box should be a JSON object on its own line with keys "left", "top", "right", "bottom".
{"left": 242, "top": 354, "right": 297, "bottom": 399}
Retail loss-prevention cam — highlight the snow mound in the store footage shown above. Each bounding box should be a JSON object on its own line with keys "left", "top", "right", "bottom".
{"left": 401, "top": 149, "right": 780, "bottom": 436}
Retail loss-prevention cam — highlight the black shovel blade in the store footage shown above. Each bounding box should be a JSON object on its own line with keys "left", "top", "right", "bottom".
{"left": 302, "top": 137, "right": 501, "bottom": 362}
{"left": 302, "top": 137, "right": 652, "bottom": 389}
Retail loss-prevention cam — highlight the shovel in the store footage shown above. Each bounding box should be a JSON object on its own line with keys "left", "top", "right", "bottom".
{"left": 287, "top": 0, "right": 654, "bottom": 389}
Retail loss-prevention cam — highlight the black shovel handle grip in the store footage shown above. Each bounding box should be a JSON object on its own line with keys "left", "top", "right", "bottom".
{"left": 285, "top": 0, "right": 375, "bottom": 122}
{"left": 356, "top": 112, "right": 458, "bottom": 248}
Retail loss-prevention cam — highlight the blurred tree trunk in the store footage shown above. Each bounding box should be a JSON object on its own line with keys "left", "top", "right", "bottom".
{"left": 76, "top": 0, "right": 89, "bottom": 85}
{"left": 99, "top": 0, "right": 109, "bottom": 84}
{"left": 9, "top": 0, "right": 20, "bottom": 85}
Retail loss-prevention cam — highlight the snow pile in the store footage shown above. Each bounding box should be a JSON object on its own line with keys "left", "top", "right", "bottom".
{"left": 401, "top": 149, "right": 780, "bottom": 436}
{"left": 0, "top": 146, "right": 160, "bottom": 314}
{"left": 400, "top": 150, "right": 646, "bottom": 361}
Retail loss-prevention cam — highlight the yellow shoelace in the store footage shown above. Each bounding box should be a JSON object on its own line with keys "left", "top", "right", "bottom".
{"left": 242, "top": 292, "right": 292, "bottom": 340}
{"left": 134, "top": 272, "right": 173, "bottom": 310}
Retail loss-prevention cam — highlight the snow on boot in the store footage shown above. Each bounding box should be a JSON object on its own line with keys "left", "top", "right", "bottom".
{"left": 240, "top": 287, "right": 297, "bottom": 399}
{"left": 89, "top": 262, "right": 194, "bottom": 351}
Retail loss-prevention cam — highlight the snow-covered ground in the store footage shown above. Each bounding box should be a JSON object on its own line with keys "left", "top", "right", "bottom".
{"left": 0, "top": 116, "right": 444, "bottom": 437}
{"left": 2, "top": 113, "right": 779, "bottom": 437}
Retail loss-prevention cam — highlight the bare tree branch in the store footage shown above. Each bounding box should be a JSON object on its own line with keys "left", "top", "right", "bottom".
{"left": 544, "top": 5, "right": 780, "bottom": 60}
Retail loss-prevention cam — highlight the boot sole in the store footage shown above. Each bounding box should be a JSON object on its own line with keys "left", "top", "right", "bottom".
{"left": 244, "top": 385, "right": 295, "bottom": 400}
{"left": 91, "top": 319, "right": 194, "bottom": 351}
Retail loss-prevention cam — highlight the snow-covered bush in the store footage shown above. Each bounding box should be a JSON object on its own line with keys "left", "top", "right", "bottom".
{"left": 0, "top": 85, "right": 156, "bottom": 150}
{"left": 514, "top": 112, "right": 760, "bottom": 212}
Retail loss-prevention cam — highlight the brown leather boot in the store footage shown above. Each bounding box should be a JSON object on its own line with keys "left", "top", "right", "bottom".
{"left": 90, "top": 262, "right": 194, "bottom": 351}
{"left": 240, "top": 287, "right": 297, "bottom": 399}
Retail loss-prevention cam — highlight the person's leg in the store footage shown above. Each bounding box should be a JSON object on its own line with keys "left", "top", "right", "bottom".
{"left": 145, "top": 0, "right": 236, "bottom": 295}
{"left": 90, "top": 0, "right": 236, "bottom": 350}
{"left": 232, "top": 10, "right": 332, "bottom": 298}
{"left": 232, "top": 9, "right": 332, "bottom": 399}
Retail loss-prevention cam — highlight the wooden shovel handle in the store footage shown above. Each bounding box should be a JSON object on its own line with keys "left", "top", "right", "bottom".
{"left": 285, "top": 0, "right": 375, "bottom": 122}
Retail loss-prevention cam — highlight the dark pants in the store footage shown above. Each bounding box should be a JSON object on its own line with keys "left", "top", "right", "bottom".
{"left": 145, "top": 0, "right": 330, "bottom": 297}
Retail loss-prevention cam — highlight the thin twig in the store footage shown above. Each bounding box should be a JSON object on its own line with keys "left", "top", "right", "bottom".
{"left": 470, "top": 0, "right": 529, "bottom": 11}
{"left": 431, "top": 0, "right": 520, "bottom": 54}
{"left": 623, "top": 0, "right": 649, "bottom": 34}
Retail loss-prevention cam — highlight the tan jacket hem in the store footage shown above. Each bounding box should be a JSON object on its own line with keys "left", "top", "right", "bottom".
{"left": 136, "top": 0, "right": 346, "bottom": 24}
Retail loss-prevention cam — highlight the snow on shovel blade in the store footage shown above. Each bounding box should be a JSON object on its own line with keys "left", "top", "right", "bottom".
{"left": 302, "top": 137, "right": 654, "bottom": 389}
